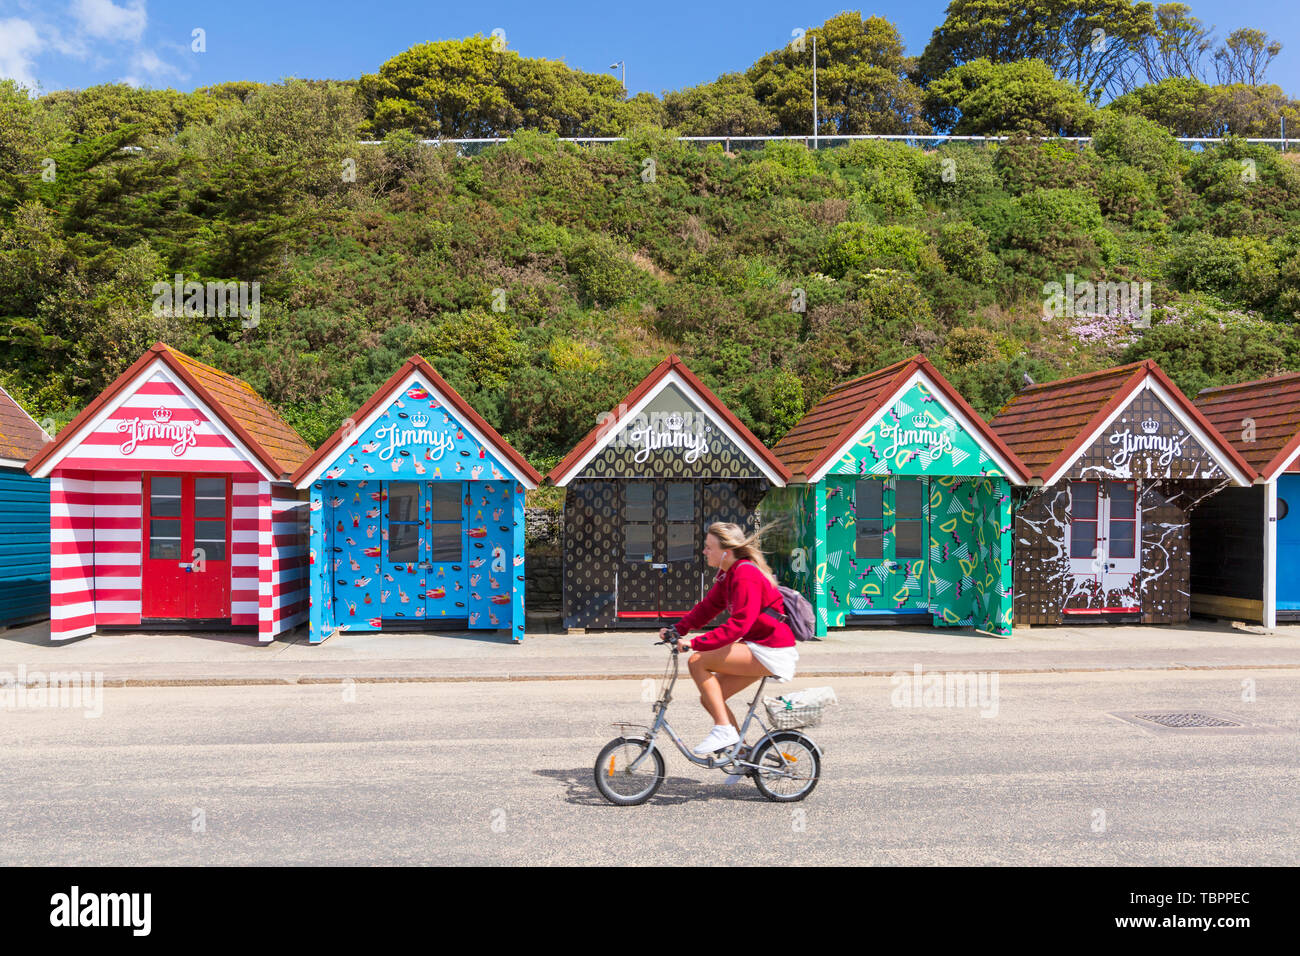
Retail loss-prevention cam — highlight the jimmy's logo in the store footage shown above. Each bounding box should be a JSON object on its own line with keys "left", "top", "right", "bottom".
{"left": 49, "top": 886, "right": 151, "bottom": 936}
{"left": 117, "top": 407, "right": 199, "bottom": 457}
{"left": 1108, "top": 418, "right": 1185, "bottom": 470}
{"left": 879, "top": 415, "right": 953, "bottom": 459}
{"left": 372, "top": 414, "right": 457, "bottom": 461}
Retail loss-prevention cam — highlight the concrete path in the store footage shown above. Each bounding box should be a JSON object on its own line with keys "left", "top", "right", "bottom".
{"left": 2, "top": 617, "right": 1298, "bottom": 686}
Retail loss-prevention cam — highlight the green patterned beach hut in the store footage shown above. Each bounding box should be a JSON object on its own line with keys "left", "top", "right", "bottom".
{"left": 766, "top": 355, "right": 1030, "bottom": 637}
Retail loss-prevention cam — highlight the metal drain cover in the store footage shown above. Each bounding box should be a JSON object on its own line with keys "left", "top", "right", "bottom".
{"left": 1134, "top": 712, "right": 1241, "bottom": 728}
{"left": 1109, "top": 711, "right": 1284, "bottom": 735}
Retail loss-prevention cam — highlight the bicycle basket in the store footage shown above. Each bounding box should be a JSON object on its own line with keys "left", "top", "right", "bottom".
{"left": 764, "top": 697, "right": 823, "bottom": 730}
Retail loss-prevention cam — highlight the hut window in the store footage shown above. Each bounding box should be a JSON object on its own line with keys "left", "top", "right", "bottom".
{"left": 193, "top": 478, "right": 227, "bottom": 561}
{"left": 148, "top": 476, "right": 183, "bottom": 560}
{"left": 430, "top": 484, "right": 463, "bottom": 562}
{"left": 1108, "top": 481, "right": 1136, "bottom": 559}
{"left": 1069, "top": 482, "right": 1099, "bottom": 558}
{"left": 625, "top": 482, "right": 653, "bottom": 561}
{"left": 666, "top": 482, "right": 695, "bottom": 562}
{"left": 894, "top": 479, "right": 924, "bottom": 559}
{"left": 854, "top": 480, "right": 884, "bottom": 560}
{"left": 388, "top": 482, "right": 422, "bottom": 562}
{"left": 431, "top": 483, "right": 461, "bottom": 522}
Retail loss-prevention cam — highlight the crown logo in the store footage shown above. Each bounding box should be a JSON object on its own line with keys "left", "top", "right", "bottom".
{"left": 1141, "top": 417, "right": 1159, "bottom": 434}
{"left": 911, "top": 414, "right": 930, "bottom": 429}
{"left": 152, "top": 407, "right": 172, "bottom": 424}
{"left": 664, "top": 412, "right": 684, "bottom": 431}
{"left": 410, "top": 412, "right": 429, "bottom": 428}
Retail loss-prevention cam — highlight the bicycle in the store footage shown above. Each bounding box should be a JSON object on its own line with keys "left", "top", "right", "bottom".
{"left": 593, "top": 626, "right": 823, "bottom": 805}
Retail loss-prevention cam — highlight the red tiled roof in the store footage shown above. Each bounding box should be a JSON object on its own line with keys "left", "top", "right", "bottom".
{"left": 771, "top": 354, "right": 1029, "bottom": 482}
{"left": 293, "top": 355, "right": 542, "bottom": 488}
{"left": 545, "top": 354, "right": 792, "bottom": 486}
{"left": 27, "top": 342, "right": 311, "bottom": 479}
{"left": 989, "top": 359, "right": 1256, "bottom": 483}
{"left": 0, "top": 385, "right": 49, "bottom": 463}
{"left": 1195, "top": 372, "right": 1300, "bottom": 479}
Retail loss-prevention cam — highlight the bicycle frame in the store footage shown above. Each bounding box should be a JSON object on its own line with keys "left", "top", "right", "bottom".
{"left": 624, "top": 642, "right": 796, "bottom": 777}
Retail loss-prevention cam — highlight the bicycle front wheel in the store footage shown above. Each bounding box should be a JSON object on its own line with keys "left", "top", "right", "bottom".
{"left": 751, "top": 731, "right": 820, "bottom": 802}
{"left": 594, "top": 736, "right": 665, "bottom": 806}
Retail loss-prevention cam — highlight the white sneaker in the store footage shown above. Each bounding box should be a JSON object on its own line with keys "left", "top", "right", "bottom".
{"left": 693, "top": 724, "right": 740, "bottom": 755}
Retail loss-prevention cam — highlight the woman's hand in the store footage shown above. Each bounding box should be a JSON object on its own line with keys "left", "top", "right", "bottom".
{"left": 659, "top": 627, "right": 689, "bottom": 649}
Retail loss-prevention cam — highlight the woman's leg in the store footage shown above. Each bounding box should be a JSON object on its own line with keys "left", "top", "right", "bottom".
{"left": 688, "top": 644, "right": 770, "bottom": 727}
{"left": 715, "top": 673, "right": 761, "bottom": 731}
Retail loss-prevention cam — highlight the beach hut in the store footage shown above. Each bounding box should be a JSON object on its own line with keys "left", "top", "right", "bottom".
{"left": 1191, "top": 372, "right": 1300, "bottom": 627}
{"left": 768, "top": 355, "right": 1029, "bottom": 637}
{"left": 0, "top": 386, "right": 52, "bottom": 626}
{"left": 25, "top": 343, "right": 312, "bottom": 641}
{"left": 989, "top": 360, "right": 1255, "bottom": 625}
{"left": 546, "top": 355, "right": 790, "bottom": 629}
{"left": 292, "top": 356, "right": 541, "bottom": 643}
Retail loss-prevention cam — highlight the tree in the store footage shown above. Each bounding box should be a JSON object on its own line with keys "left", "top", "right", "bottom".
{"left": 917, "top": 0, "right": 1158, "bottom": 101}
{"left": 1214, "top": 28, "right": 1282, "bottom": 86}
{"left": 924, "top": 59, "right": 1096, "bottom": 135}
{"left": 1108, "top": 78, "right": 1300, "bottom": 136}
{"left": 746, "top": 12, "right": 931, "bottom": 135}
{"left": 662, "top": 74, "right": 777, "bottom": 137}
{"left": 1124, "top": 3, "right": 1216, "bottom": 87}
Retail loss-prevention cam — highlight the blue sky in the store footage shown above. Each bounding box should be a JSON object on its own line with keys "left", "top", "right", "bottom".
{"left": 2, "top": 0, "right": 1297, "bottom": 98}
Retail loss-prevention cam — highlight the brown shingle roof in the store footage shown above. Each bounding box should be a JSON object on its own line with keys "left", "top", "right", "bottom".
{"left": 27, "top": 342, "right": 311, "bottom": 479}
{"left": 988, "top": 363, "right": 1146, "bottom": 477}
{"left": 0, "top": 385, "right": 49, "bottom": 463}
{"left": 158, "top": 345, "right": 312, "bottom": 476}
{"left": 545, "top": 354, "right": 791, "bottom": 486}
{"left": 772, "top": 354, "right": 1029, "bottom": 482}
{"left": 293, "top": 355, "right": 542, "bottom": 488}
{"left": 989, "top": 359, "right": 1256, "bottom": 483}
{"left": 1195, "top": 372, "right": 1300, "bottom": 480}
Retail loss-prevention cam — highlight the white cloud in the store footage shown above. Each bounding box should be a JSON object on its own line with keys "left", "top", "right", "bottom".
{"left": 0, "top": 17, "right": 43, "bottom": 90}
{"left": 71, "top": 0, "right": 147, "bottom": 43}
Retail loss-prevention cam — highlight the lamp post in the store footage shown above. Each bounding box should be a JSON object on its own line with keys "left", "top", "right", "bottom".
{"left": 811, "top": 35, "right": 819, "bottom": 150}
{"left": 610, "top": 60, "right": 626, "bottom": 95}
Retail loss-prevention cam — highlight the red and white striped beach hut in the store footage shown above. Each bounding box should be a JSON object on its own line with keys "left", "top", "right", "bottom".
{"left": 25, "top": 343, "right": 313, "bottom": 642}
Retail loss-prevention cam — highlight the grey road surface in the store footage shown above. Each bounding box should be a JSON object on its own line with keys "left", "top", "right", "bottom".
{"left": 1, "top": 669, "right": 1296, "bottom": 865}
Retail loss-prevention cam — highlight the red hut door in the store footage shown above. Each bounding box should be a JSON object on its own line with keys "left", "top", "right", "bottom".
{"left": 143, "top": 475, "right": 231, "bottom": 619}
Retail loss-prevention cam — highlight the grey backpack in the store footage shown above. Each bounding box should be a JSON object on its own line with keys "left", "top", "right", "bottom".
{"left": 763, "top": 585, "right": 816, "bottom": 642}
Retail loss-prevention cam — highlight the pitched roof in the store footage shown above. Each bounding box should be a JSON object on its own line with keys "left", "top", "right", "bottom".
{"left": 989, "top": 359, "right": 1255, "bottom": 483}
{"left": 544, "top": 354, "right": 792, "bottom": 486}
{"left": 1195, "top": 371, "right": 1300, "bottom": 480}
{"left": 293, "top": 355, "right": 542, "bottom": 488}
{"left": 27, "top": 342, "right": 311, "bottom": 479}
{"left": 771, "top": 354, "right": 1029, "bottom": 483}
{"left": 0, "top": 385, "right": 50, "bottom": 463}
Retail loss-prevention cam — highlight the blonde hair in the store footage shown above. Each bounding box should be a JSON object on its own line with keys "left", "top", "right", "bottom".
{"left": 707, "top": 521, "right": 780, "bottom": 587}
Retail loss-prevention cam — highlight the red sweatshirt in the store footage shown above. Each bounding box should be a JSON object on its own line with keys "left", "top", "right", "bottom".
{"left": 675, "top": 559, "right": 795, "bottom": 652}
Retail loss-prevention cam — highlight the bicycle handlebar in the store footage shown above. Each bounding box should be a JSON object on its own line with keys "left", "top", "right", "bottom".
{"left": 654, "top": 625, "right": 681, "bottom": 648}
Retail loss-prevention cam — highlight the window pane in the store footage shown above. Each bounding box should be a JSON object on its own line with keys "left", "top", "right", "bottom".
{"left": 388, "top": 523, "right": 421, "bottom": 562}
{"left": 1109, "top": 483, "right": 1136, "bottom": 519}
{"left": 1070, "top": 521, "right": 1098, "bottom": 558}
{"left": 431, "top": 524, "right": 460, "bottom": 562}
{"left": 895, "top": 479, "right": 923, "bottom": 519}
{"left": 149, "top": 538, "right": 182, "bottom": 560}
{"left": 666, "top": 482, "right": 694, "bottom": 522}
{"left": 431, "top": 483, "right": 462, "bottom": 521}
{"left": 195, "top": 478, "right": 226, "bottom": 498}
{"left": 1109, "top": 525, "right": 1136, "bottom": 559}
{"left": 855, "top": 480, "right": 883, "bottom": 518}
{"left": 195, "top": 496, "right": 225, "bottom": 518}
{"left": 388, "top": 482, "right": 420, "bottom": 522}
{"left": 896, "top": 520, "right": 923, "bottom": 558}
{"left": 192, "top": 541, "right": 226, "bottom": 562}
{"left": 1071, "top": 482, "right": 1098, "bottom": 519}
{"left": 151, "top": 518, "right": 181, "bottom": 541}
{"left": 194, "top": 520, "right": 225, "bottom": 544}
{"left": 856, "top": 528, "right": 883, "bottom": 560}
{"left": 666, "top": 524, "right": 694, "bottom": 562}
{"left": 151, "top": 495, "right": 181, "bottom": 518}
{"left": 625, "top": 523, "right": 653, "bottom": 562}
{"left": 151, "top": 476, "right": 181, "bottom": 498}
{"left": 626, "top": 483, "right": 653, "bottom": 522}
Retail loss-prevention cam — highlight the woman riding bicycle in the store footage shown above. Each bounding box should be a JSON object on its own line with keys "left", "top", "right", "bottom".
{"left": 661, "top": 521, "right": 797, "bottom": 756}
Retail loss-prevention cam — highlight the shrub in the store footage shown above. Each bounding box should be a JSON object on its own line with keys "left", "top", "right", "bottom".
{"left": 820, "top": 222, "right": 940, "bottom": 278}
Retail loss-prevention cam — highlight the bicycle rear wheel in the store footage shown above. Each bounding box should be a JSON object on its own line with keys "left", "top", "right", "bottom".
{"left": 594, "top": 736, "right": 665, "bottom": 806}
{"left": 751, "top": 731, "right": 820, "bottom": 802}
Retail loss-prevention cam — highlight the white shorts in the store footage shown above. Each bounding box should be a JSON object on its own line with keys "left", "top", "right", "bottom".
{"left": 745, "top": 642, "right": 798, "bottom": 683}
